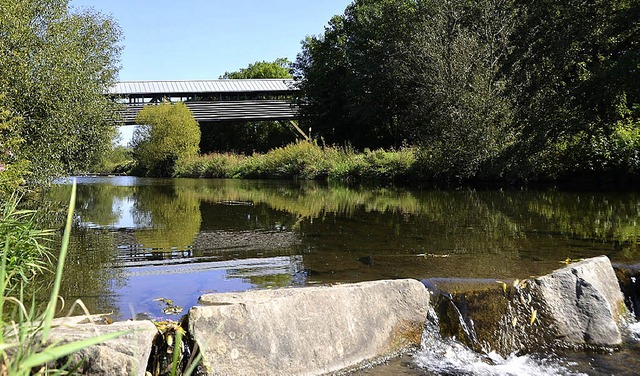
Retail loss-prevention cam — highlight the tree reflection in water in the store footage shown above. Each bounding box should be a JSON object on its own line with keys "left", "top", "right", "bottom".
{"left": 42, "top": 177, "right": 640, "bottom": 319}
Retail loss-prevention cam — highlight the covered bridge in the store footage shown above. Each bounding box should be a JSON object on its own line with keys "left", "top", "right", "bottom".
{"left": 109, "top": 79, "right": 300, "bottom": 124}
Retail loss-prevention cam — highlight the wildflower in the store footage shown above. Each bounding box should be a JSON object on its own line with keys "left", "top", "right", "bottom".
{"left": 0, "top": 162, "right": 5, "bottom": 171}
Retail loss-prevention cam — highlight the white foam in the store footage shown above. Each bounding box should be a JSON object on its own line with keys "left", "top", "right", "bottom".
{"left": 628, "top": 321, "right": 640, "bottom": 341}
{"left": 415, "top": 342, "right": 586, "bottom": 376}
{"left": 415, "top": 310, "right": 586, "bottom": 376}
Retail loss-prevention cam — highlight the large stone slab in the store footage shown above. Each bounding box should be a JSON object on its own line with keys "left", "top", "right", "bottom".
{"left": 532, "top": 256, "right": 626, "bottom": 346}
{"left": 47, "top": 318, "right": 157, "bottom": 376}
{"left": 189, "top": 279, "right": 430, "bottom": 376}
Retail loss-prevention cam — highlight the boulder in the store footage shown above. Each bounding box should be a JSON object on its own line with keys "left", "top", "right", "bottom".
{"left": 532, "top": 256, "right": 626, "bottom": 346}
{"left": 47, "top": 318, "right": 157, "bottom": 376}
{"left": 189, "top": 279, "right": 429, "bottom": 376}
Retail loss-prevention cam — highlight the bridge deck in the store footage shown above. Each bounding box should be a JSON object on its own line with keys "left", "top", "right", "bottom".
{"left": 120, "top": 100, "right": 298, "bottom": 124}
{"left": 111, "top": 79, "right": 299, "bottom": 123}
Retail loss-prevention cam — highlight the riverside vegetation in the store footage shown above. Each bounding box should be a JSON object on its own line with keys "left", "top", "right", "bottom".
{"left": 0, "top": 0, "right": 638, "bottom": 371}
{"left": 0, "top": 184, "right": 129, "bottom": 375}
{"left": 96, "top": 0, "right": 639, "bottom": 187}
{"left": 173, "top": 140, "right": 416, "bottom": 183}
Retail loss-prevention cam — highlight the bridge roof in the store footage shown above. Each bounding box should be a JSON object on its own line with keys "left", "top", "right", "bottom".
{"left": 109, "top": 79, "right": 296, "bottom": 95}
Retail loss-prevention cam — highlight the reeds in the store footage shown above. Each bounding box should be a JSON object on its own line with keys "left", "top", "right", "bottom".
{"left": 0, "top": 180, "right": 128, "bottom": 375}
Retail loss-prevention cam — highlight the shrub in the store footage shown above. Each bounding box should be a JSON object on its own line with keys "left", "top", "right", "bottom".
{"left": 132, "top": 102, "right": 201, "bottom": 177}
{"left": 172, "top": 141, "right": 418, "bottom": 183}
{"left": 260, "top": 140, "right": 329, "bottom": 179}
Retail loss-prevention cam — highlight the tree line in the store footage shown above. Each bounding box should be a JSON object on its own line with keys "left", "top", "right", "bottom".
{"left": 1, "top": 0, "right": 638, "bottom": 191}
{"left": 292, "top": 0, "right": 640, "bottom": 184}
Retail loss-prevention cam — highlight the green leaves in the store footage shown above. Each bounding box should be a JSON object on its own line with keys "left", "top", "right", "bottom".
{"left": 0, "top": 0, "right": 122, "bottom": 183}
{"left": 0, "top": 195, "right": 53, "bottom": 290}
{"left": 221, "top": 58, "right": 292, "bottom": 79}
{"left": 294, "top": 0, "right": 640, "bottom": 183}
{"left": 132, "top": 102, "right": 201, "bottom": 177}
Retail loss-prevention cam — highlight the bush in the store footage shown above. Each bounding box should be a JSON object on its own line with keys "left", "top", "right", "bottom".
{"left": 132, "top": 102, "right": 201, "bottom": 177}
{"left": 173, "top": 153, "right": 246, "bottom": 178}
{"left": 253, "top": 140, "right": 329, "bottom": 179}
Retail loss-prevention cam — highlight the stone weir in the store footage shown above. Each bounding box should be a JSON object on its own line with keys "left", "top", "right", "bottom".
{"left": 44, "top": 256, "right": 629, "bottom": 375}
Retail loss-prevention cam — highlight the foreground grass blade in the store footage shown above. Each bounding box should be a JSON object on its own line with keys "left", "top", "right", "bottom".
{"left": 42, "top": 179, "right": 76, "bottom": 339}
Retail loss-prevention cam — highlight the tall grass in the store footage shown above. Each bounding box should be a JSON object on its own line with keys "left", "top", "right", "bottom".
{"left": 0, "top": 194, "right": 53, "bottom": 291}
{"left": 173, "top": 140, "right": 417, "bottom": 183}
{"left": 0, "top": 180, "right": 128, "bottom": 375}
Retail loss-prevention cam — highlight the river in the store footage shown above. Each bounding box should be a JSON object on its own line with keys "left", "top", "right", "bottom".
{"left": 43, "top": 176, "right": 640, "bottom": 375}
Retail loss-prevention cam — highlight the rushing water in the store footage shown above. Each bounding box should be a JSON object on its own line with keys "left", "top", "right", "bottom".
{"left": 43, "top": 176, "right": 640, "bottom": 375}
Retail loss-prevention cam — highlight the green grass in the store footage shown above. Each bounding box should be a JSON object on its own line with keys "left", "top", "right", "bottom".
{"left": 173, "top": 140, "right": 417, "bottom": 183}
{"left": 0, "top": 194, "right": 54, "bottom": 292}
{"left": 0, "top": 181, "right": 129, "bottom": 375}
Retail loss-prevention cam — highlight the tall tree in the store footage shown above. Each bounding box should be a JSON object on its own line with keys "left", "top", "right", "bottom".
{"left": 506, "top": 0, "right": 640, "bottom": 178}
{"left": 293, "top": 0, "right": 422, "bottom": 149}
{"left": 0, "top": 0, "right": 122, "bottom": 183}
{"left": 404, "top": 0, "right": 518, "bottom": 179}
{"left": 294, "top": 0, "right": 517, "bottom": 178}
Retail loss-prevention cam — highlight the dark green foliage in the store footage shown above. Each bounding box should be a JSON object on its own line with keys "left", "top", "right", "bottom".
{"left": 199, "top": 120, "right": 296, "bottom": 154}
{"left": 294, "top": 0, "right": 640, "bottom": 184}
{"left": 293, "top": 1, "right": 422, "bottom": 148}
{"left": 506, "top": 0, "right": 640, "bottom": 180}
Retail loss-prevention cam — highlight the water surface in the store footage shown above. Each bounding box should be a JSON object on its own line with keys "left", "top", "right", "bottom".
{"left": 45, "top": 176, "right": 640, "bottom": 319}
{"left": 43, "top": 176, "right": 640, "bottom": 374}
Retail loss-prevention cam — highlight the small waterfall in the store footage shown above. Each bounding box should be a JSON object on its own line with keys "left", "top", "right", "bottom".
{"left": 414, "top": 279, "right": 589, "bottom": 375}
{"left": 423, "top": 278, "right": 548, "bottom": 356}
{"left": 415, "top": 307, "right": 587, "bottom": 376}
{"left": 614, "top": 264, "right": 640, "bottom": 320}
{"left": 426, "top": 283, "right": 479, "bottom": 351}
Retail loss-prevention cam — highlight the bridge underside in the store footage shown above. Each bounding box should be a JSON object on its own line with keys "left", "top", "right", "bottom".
{"left": 120, "top": 100, "right": 299, "bottom": 125}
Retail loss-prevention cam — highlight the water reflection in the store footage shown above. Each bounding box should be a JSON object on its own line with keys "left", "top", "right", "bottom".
{"left": 44, "top": 177, "right": 640, "bottom": 320}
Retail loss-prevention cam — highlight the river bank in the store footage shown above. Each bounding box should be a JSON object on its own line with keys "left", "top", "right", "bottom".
{"left": 102, "top": 141, "right": 640, "bottom": 190}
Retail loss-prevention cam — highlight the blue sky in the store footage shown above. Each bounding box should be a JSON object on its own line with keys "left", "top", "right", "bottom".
{"left": 70, "top": 0, "right": 353, "bottom": 81}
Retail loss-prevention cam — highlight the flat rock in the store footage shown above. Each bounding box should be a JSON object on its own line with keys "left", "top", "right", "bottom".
{"left": 48, "top": 319, "right": 157, "bottom": 376}
{"left": 533, "top": 256, "right": 626, "bottom": 346}
{"left": 189, "top": 279, "right": 429, "bottom": 376}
